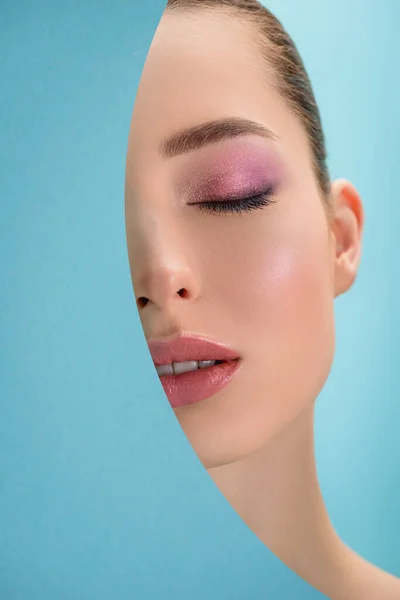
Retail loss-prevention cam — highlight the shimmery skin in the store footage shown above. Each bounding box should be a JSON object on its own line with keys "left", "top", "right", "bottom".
{"left": 177, "top": 135, "right": 289, "bottom": 203}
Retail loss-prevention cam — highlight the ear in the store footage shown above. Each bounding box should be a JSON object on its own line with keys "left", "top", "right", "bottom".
{"left": 329, "top": 179, "right": 364, "bottom": 298}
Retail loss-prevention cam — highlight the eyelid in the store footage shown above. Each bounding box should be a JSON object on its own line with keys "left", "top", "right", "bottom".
{"left": 189, "top": 186, "right": 277, "bottom": 215}
{"left": 188, "top": 184, "right": 276, "bottom": 206}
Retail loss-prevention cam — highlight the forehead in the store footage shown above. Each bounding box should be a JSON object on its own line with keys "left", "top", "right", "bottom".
{"left": 127, "top": 9, "right": 310, "bottom": 185}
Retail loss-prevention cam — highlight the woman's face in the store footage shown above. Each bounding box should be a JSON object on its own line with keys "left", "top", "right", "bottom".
{"left": 125, "top": 9, "right": 337, "bottom": 468}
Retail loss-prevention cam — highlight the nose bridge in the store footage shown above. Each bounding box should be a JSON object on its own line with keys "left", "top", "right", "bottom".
{"left": 130, "top": 207, "right": 199, "bottom": 309}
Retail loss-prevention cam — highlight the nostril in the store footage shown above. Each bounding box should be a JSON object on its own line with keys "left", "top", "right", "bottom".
{"left": 137, "top": 297, "right": 149, "bottom": 308}
{"left": 136, "top": 289, "right": 190, "bottom": 308}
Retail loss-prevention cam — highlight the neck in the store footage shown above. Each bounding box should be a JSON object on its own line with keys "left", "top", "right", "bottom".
{"left": 207, "top": 404, "right": 400, "bottom": 599}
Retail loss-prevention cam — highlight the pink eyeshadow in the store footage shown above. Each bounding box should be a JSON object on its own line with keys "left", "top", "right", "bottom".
{"left": 178, "top": 136, "right": 287, "bottom": 202}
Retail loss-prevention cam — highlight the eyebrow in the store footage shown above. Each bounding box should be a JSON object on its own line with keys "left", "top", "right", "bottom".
{"left": 159, "top": 117, "right": 278, "bottom": 159}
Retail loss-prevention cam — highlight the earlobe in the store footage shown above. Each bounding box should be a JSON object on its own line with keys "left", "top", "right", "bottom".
{"left": 329, "top": 179, "right": 364, "bottom": 298}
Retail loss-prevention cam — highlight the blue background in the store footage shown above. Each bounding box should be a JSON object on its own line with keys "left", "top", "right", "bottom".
{"left": 1, "top": 0, "right": 398, "bottom": 598}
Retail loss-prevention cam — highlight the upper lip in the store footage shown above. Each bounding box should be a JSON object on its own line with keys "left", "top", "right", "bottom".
{"left": 147, "top": 334, "right": 240, "bottom": 366}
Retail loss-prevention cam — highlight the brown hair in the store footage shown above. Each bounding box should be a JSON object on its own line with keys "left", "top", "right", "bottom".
{"left": 166, "top": 0, "right": 331, "bottom": 210}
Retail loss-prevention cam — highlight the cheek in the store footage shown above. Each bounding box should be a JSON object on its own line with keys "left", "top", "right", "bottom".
{"left": 263, "top": 235, "right": 335, "bottom": 414}
{"left": 262, "top": 235, "right": 333, "bottom": 331}
{"left": 221, "top": 220, "right": 335, "bottom": 394}
{"left": 214, "top": 223, "right": 333, "bottom": 331}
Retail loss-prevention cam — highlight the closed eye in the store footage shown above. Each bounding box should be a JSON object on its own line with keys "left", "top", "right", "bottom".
{"left": 190, "top": 186, "right": 277, "bottom": 215}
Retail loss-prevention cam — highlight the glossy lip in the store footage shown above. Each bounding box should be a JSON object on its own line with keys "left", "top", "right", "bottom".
{"left": 146, "top": 334, "right": 242, "bottom": 408}
{"left": 147, "top": 334, "right": 240, "bottom": 365}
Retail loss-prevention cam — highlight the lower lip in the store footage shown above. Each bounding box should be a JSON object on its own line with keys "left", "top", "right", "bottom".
{"left": 158, "top": 360, "right": 241, "bottom": 408}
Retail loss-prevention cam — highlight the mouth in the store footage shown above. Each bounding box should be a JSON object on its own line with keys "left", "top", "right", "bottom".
{"left": 147, "top": 334, "right": 242, "bottom": 408}
{"left": 155, "top": 358, "right": 232, "bottom": 376}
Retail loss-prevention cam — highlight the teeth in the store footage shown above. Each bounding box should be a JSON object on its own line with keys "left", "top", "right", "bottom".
{"left": 173, "top": 360, "right": 198, "bottom": 375}
{"left": 156, "top": 364, "right": 174, "bottom": 376}
{"left": 198, "top": 360, "right": 216, "bottom": 369}
{"left": 155, "top": 360, "right": 217, "bottom": 376}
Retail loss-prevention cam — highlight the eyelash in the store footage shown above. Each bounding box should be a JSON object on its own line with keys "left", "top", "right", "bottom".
{"left": 192, "top": 187, "right": 277, "bottom": 215}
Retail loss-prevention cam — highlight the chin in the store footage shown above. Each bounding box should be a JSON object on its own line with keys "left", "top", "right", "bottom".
{"left": 174, "top": 387, "right": 329, "bottom": 471}
{"left": 174, "top": 407, "right": 283, "bottom": 471}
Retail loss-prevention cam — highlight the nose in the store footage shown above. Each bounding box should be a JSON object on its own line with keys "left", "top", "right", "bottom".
{"left": 130, "top": 220, "right": 201, "bottom": 312}
{"left": 135, "top": 261, "right": 200, "bottom": 310}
